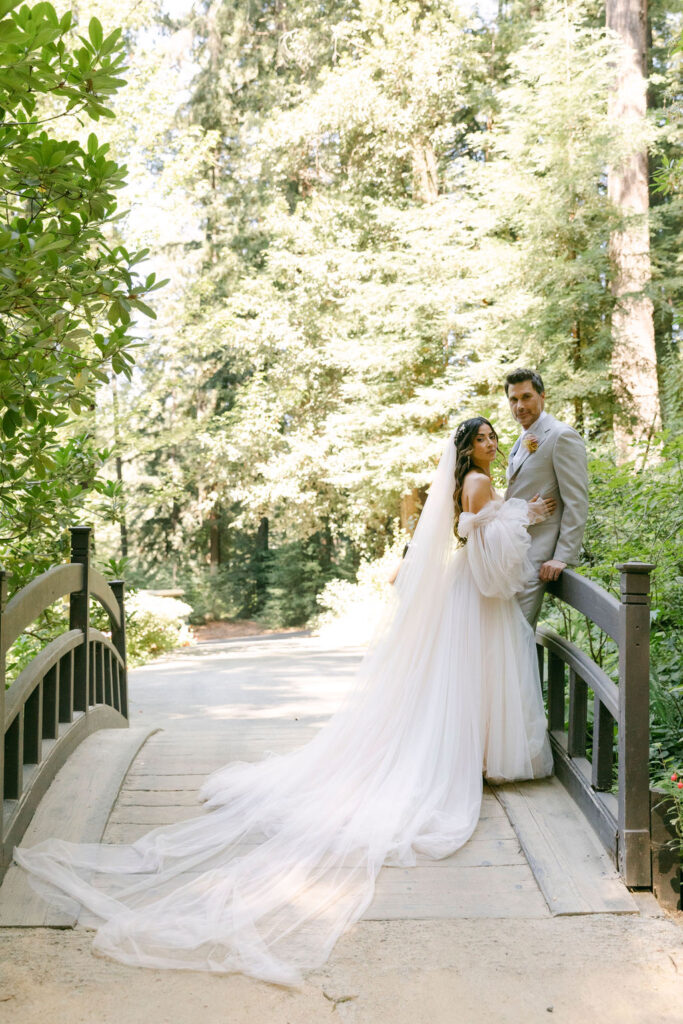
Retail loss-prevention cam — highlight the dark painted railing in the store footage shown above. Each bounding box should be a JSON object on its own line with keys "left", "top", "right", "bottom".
{"left": 537, "top": 562, "right": 653, "bottom": 888}
{"left": 0, "top": 527, "right": 128, "bottom": 878}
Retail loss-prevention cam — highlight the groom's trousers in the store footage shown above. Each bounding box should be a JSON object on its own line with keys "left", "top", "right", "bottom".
{"left": 517, "top": 576, "right": 547, "bottom": 631}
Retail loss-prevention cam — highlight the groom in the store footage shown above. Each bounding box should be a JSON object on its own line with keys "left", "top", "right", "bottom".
{"left": 504, "top": 368, "right": 589, "bottom": 628}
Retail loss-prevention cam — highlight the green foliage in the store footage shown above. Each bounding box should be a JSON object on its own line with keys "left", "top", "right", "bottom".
{"left": 314, "top": 532, "right": 408, "bottom": 644}
{"left": 651, "top": 767, "right": 683, "bottom": 862}
{"left": 261, "top": 534, "right": 354, "bottom": 628}
{"left": 651, "top": 25, "right": 683, "bottom": 197}
{"left": 123, "top": 592, "right": 193, "bottom": 666}
{"left": 0, "top": 0, "right": 164, "bottom": 589}
{"left": 581, "top": 436, "right": 683, "bottom": 676}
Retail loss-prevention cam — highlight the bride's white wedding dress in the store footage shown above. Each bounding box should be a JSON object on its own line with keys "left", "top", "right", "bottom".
{"left": 14, "top": 433, "right": 553, "bottom": 984}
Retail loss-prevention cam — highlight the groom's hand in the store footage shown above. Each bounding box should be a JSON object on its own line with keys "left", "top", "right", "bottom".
{"left": 539, "top": 559, "right": 567, "bottom": 582}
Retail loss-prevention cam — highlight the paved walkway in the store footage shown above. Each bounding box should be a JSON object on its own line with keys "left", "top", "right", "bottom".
{"left": 0, "top": 635, "right": 681, "bottom": 1023}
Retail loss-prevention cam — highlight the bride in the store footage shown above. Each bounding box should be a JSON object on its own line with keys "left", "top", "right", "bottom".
{"left": 15, "top": 416, "right": 555, "bottom": 984}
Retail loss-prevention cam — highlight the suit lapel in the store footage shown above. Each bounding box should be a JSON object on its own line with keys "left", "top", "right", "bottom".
{"left": 508, "top": 438, "right": 521, "bottom": 475}
{"left": 508, "top": 416, "right": 553, "bottom": 482}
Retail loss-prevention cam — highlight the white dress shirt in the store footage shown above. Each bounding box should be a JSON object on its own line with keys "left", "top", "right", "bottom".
{"left": 509, "top": 409, "right": 548, "bottom": 477}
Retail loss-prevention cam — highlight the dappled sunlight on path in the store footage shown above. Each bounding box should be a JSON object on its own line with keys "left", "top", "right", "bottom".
{"left": 129, "top": 637, "right": 364, "bottom": 730}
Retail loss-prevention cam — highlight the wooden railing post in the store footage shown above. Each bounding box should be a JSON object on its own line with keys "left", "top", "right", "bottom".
{"left": 70, "top": 527, "right": 91, "bottom": 714}
{"left": 616, "top": 561, "right": 654, "bottom": 887}
{"left": 0, "top": 569, "right": 7, "bottom": 841}
{"left": 109, "top": 581, "right": 128, "bottom": 719}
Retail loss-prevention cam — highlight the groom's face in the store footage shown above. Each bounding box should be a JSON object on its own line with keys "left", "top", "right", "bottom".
{"left": 507, "top": 381, "right": 545, "bottom": 430}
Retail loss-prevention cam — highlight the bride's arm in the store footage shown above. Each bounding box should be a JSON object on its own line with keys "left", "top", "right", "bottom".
{"left": 459, "top": 495, "right": 535, "bottom": 600}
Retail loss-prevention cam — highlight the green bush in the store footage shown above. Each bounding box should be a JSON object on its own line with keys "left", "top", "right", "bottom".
{"left": 261, "top": 538, "right": 336, "bottom": 628}
{"left": 651, "top": 766, "right": 683, "bottom": 863}
{"left": 123, "top": 592, "right": 194, "bottom": 666}
{"left": 313, "top": 535, "right": 408, "bottom": 646}
{"left": 175, "top": 566, "right": 247, "bottom": 625}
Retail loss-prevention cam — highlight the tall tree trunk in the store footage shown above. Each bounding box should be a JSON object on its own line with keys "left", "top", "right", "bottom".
{"left": 111, "top": 375, "right": 128, "bottom": 559}
{"left": 411, "top": 138, "right": 438, "bottom": 203}
{"left": 209, "top": 505, "right": 221, "bottom": 576}
{"left": 606, "top": 0, "right": 660, "bottom": 449}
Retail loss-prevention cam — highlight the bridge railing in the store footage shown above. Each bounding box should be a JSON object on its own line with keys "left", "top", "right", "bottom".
{"left": 0, "top": 526, "right": 128, "bottom": 878}
{"left": 537, "top": 562, "right": 653, "bottom": 888}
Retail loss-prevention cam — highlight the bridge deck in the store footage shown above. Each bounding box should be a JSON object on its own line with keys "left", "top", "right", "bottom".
{"left": 1, "top": 635, "right": 640, "bottom": 926}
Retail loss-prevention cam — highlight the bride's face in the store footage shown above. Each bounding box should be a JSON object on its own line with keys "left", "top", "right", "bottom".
{"left": 471, "top": 425, "right": 498, "bottom": 468}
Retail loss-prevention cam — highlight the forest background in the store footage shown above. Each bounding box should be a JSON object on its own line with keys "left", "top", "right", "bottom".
{"left": 1, "top": 0, "right": 682, "bottom": 778}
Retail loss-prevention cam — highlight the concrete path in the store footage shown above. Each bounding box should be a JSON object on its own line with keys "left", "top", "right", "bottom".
{"left": 0, "top": 635, "right": 681, "bottom": 1023}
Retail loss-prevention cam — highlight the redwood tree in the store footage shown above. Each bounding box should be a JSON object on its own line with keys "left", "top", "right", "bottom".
{"left": 606, "top": 0, "right": 661, "bottom": 444}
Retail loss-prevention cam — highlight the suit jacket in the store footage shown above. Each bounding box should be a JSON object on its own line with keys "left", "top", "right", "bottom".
{"left": 505, "top": 413, "right": 588, "bottom": 568}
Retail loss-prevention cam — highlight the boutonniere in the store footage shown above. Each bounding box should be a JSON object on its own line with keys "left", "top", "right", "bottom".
{"left": 523, "top": 434, "right": 539, "bottom": 453}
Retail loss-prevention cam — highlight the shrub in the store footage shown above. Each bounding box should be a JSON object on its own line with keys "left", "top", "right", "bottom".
{"left": 314, "top": 536, "right": 408, "bottom": 646}
{"left": 651, "top": 766, "right": 683, "bottom": 862}
{"left": 124, "top": 592, "right": 194, "bottom": 666}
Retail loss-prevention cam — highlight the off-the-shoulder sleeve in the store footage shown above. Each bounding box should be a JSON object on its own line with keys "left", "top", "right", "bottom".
{"left": 458, "top": 498, "right": 532, "bottom": 599}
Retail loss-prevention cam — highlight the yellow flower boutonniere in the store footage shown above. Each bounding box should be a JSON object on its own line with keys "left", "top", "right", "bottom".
{"left": 523, "top": 434, "right": 539, "bottom": 454}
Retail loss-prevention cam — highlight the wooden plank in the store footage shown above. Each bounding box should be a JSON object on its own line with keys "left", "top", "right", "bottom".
{"left": 567, "top": 667, "right": 587, "bottom": 758}
{"left": 58, "top": 649, "right": 74, "bottom": 724}
{"left": 592, "top": 697, "right": 615, "bottom": 791}
{"left": 547, "top": 652, "right": 565, "bottom": 731}
{"left": 417, "top": 839, "right": 526, "bottom": 868}
{"left": 493, "top": 777, "right": 638, "bottom": 916}
{"left": 365, "top": 863, "right": 549, "bottom": 920}
{"left": 100, "top": 816, "right": 518, "bottom": 848}
{"left": 123, "top": 774, "right": 211, "bottom": 791}
{"left": 116, "top": 789, "right": 203, "bottom": 806}
{"left": 105, "top": 805, "right": 205, "bottom": 826}
{"left": 23, "top": 681, "right": 43, "bottom": 765}
{"left": 96, "top": 822, "right": 153, "bottom": 844}
{"left": 0, "top": 726, "right": 157, "bottom": 927}
{"left": 42, "top": 664, "right": 58, "bottom": 741}
{"left": 1, "top": 565, "right": 82, "bottom": 655}
{"left": 88, "top": 568, "right": 121, "bottom": 629}
{"left": 127, "top": 760, "right": 229, "bottom": 775}
{"left": 617, "top": 564, "right": 653, "bottom": 888}
{"left": 464, "top": 816, "right": 517, "bottom": 841}
{"left": 546, "top": 570, "right": 620, "bottom": 642}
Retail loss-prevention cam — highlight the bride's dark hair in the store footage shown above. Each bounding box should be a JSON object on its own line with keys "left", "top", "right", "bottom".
{"left": 452, "top": 416, "right": 498, "bottom": 539}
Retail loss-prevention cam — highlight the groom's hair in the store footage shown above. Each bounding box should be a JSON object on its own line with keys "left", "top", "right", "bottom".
{"left": 504, "top": 368, "right": 545, "bottom": 396}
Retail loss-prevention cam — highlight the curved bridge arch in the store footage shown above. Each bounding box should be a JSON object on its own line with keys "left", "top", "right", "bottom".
{"left": 0, "top": 528, "right": 128, "bottom": 878}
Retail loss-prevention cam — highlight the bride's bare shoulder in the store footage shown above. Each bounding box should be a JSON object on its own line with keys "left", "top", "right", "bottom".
{"left": 461, "top": 471, "right": 495, "bottom": 514}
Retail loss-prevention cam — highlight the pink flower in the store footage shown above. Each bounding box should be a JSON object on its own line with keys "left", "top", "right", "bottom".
{"left": 523, "top": 434, "right": 539, "bottom": 453}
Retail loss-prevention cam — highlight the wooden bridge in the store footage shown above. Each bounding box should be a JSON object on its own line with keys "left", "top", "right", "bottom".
{"left": 0, "top": 529, "right": 680, "bottom": 931}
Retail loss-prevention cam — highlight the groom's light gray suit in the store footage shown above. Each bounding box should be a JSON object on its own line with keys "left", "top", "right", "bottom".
{"left": 505, "top": 413, "right": 588, "bottom": 627}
